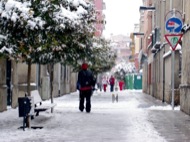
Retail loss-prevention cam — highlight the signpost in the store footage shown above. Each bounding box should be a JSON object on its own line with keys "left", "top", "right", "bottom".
{"left": 165, "top": 17, "right": 183, "bottom": 33}
{"left": 164, "top": 8, "right": 183, "bottom": 110}
{"left": 165, "top": 34, "right": 183, "bottom": 51}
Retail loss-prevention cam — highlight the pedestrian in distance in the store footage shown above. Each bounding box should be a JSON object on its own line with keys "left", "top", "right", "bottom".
{"left": 109, "top": 75, "right": 115, "bottom": 102}
{"left": 102, "top": 76, "right": 108, "bottom": 92}
{"left": 77, "top": 62, "right": 96, "bottom": 113}
{"left": 96, "top": 74, "right": 102, "bottom": 92}
{"left": 119, "top": 80, "right": 125, "bottom": 91}
{"left": 113, "top": 80, "right": 119, "bottom": 103}
{"left": 109, "top": 75, "right": 115, "bottom": 92}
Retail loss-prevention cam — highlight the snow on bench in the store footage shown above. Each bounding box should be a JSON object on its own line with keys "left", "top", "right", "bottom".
{"left": 31, "top": 90, "right": 56, "bottom": 116}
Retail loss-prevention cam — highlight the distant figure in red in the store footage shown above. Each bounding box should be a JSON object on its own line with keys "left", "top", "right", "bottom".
{"left": 119, "top": 80, "right": 125, "bottom": 91}
{"left": 102, "top": 76, "right": 107, "bottom": 92}
{"left": 109, "top": 75, "right": 115, "bottom": 92}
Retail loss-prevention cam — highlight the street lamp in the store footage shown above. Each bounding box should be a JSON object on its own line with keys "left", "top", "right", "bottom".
{"left": 133, "top": 32, "right": 144, "bottom": 36}
{"left": 139, "top": 6, "right": 155, "bottom": 11}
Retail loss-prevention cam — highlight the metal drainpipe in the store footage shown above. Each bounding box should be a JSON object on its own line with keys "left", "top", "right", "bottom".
{"left": 153, "top": 54, "right": 155, "bottom": 97}
{"left": 182, "top": 0, "right": 185, "bottom": 21}
{"left": 163, "top": 45, "right": 165, "bottom": 102}
{"left": 58, "top": 64, "right": 61, "bottom": 96}
{"left": 162, "top": 0, "right": 166, "bottom": 102}
{"left": 36, "top": 64, "right": 39, "bottom": 90}
{"left": 152, "top": 1, "right": 155, "bottom": 97}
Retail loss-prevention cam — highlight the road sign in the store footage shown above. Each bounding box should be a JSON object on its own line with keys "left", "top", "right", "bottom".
{"left": 164, "top": 34, "right": 183, "bottom": 51}
{"left": 165, "top": 17, "right": 183, "bottom": 33}
{"left": 165, "top": 10, "right": 182, "bottom": 23}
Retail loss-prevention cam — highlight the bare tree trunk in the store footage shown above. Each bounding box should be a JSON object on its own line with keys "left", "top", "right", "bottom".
{"left": 50, "top": 63, "right": 54, "bottom": 113}
{"left": 26, "top": 60, "right": 32, "bottom": 128}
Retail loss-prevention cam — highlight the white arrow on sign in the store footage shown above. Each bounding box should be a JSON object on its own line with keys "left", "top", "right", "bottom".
{"left": 174, "top": 23, "right": 181, "bottom": 30}
{"left": 168, "top": 22, "right": 181, "bottom": 29}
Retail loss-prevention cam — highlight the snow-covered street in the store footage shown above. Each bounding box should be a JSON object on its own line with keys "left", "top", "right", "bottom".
{"left": 1, "top": 90, "right": 190, "bottom": 142}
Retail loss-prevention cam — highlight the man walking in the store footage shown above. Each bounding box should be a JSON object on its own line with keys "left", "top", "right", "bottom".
{"left": 109, "top": 75, "right": 115, "bottom": 92}
{"left": 77, "top": 63, "right": 95, "bottom": 113}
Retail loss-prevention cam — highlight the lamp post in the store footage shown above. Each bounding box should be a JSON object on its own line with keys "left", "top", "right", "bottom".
{"left": 170, "top": 0, "right": 175, "bottom": 110}
{"left": 139, "top": 6, "right": 155, "bottom": 11}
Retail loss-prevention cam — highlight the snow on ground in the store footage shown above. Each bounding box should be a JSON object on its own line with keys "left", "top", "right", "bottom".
{"left": 0, "top": 89, "right": 177, "bottom": 142}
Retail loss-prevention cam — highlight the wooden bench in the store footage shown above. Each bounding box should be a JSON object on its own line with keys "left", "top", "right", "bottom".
{"left": 31, "top": 90, "right": 56, "bottom": 117}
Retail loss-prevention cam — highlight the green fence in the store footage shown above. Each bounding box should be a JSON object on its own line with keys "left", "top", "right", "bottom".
{"left": 134, "top": 74, "right": 142, "bottom": 89}
{"left": 124, "top": 75, "right": 128, "bottom": 89}
{"left": 124, "top": 74, "right": 142, "bottom": 90}
{"left": 124, "top": 74, "right": 134, "bottom": 89}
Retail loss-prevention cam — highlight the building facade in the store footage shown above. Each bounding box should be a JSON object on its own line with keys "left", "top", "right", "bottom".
{"left": 140, "top": 0, "right": 184, "bottom": 110}
{"left": 93, "top": 0, "right": 106, "bottom": 37}
{"left": 180, "top": 0, "right": 190, "bottom": 115}
{"left": 110, "top": 34, "right": 131, "bottom": 65}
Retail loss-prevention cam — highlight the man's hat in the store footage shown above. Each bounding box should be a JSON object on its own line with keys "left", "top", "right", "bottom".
{"left": 81, "top": 63, "right": 88, "bottom": 70}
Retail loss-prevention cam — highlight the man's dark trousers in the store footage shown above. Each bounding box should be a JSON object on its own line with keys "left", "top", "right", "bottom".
{"left": 79, "top": 90, "right": 92, "bottom": 112}
{"left": 110, "top": 85, "right": 114, "bottom": 92}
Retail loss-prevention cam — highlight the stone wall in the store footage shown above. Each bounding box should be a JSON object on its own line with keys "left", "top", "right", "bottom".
{"left": 180, "top": 0, "right": 190, "bottom": 114}
{"left": 0, "top": 59, "right": 7, "bottom": 112}
{"left": 11, "top": 61, "right": 19, "bottom": 108}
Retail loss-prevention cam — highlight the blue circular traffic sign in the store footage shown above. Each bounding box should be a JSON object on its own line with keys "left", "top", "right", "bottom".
{"left": 165, "top": 17, "right": 183, "bottom": 33}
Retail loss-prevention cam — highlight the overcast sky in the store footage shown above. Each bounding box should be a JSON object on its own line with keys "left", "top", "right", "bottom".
{"left": 103, "top": 0, "right": 142, "bottom": 38}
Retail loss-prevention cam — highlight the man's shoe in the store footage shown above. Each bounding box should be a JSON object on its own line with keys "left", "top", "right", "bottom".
{"left": 79, "top": 108, "right": 83, "bottom": 112}
{"left": 86, "top": 109, "right": 91, "bottom": 113}
{"left": 79, "top": 107, "right": 84, "bottom": 112}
